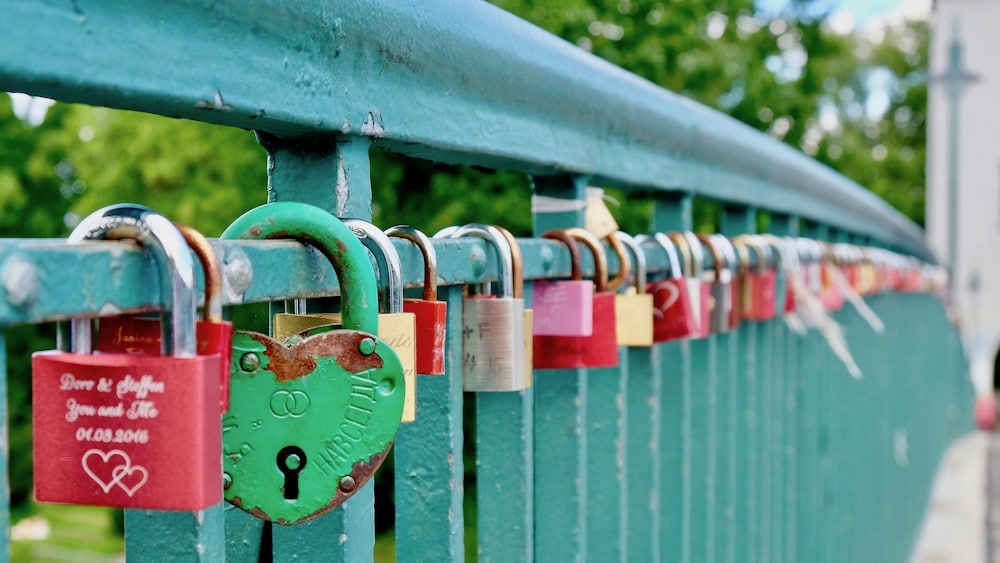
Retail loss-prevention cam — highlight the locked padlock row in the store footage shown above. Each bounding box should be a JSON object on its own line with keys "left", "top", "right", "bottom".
{"left": 25, "top": 201, "right": 946, "bottom": 527}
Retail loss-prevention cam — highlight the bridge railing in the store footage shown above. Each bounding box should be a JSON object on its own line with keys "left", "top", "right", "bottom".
{"left": 0, "top": 1, "right": 969, "bottom": 562}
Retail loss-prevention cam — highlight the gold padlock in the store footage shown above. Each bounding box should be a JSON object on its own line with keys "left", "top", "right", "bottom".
{"left": 612, "top": 231, "right": 654, "bottom": 346}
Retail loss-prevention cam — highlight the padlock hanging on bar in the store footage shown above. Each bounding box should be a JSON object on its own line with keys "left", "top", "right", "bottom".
{"left": 640, "top": 232, "right": 698, "bottom": 342}
{"left": 532, "top": 229, "right": 594, "bottom": 337}
{"left": 441, "top": 224, "right": 527, "bottom": 392}
{"left": 386, "top": 225, "right": 447, "bottom": 376}
{"left": 492, "top": 225, "right": 534, "bottom": 386}
{"left": 733, "top": 234, "right": 778, "bottom": 321}
{"left": 533, "top": 228, "right": 620, "bottom": 369}
{"left": 698, "top": 233, "right": 733, "bottom": 335}
{"left": 613, "top": 231, "right": 654, "bottom": 347}
{"left": 33, "top": 204, "right": 222, "bottom": 510}
{"left": 668, "top": 231, "right": 711, "bottom": 339}
{"left": 221, "top": 202, "right": 405, "bottom": 525}
{"left": 94, "top": 223, "right": 235, "bottom": 412}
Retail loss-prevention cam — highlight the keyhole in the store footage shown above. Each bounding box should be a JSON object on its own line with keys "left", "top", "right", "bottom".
{"left": 276, "top": 445, "right": 307, "bottom": 500}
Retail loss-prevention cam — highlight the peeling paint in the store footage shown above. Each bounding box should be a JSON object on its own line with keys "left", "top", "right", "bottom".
{"left": 360, "top": 112, "right": 385, "bottom": 138}
{"left": 335, "top": 154, "right": 350, "bottom": 217}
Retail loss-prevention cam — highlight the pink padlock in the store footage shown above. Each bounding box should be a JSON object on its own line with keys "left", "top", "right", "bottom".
{"left": 532, "top": 230, "right": 594, "bottom": 336}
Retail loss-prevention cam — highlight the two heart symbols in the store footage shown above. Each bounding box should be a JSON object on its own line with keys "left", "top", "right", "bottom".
{"left": 82, "top": 449, "right": 148, "bottom": 497}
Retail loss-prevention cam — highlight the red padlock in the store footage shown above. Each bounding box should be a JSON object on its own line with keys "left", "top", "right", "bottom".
{"left": 643, "top": 232, "right": 698, "bottom": 342}
{"left": 97, "top": 223, "right": 233, "bottom": 411}
{"left": 734, "top": 235, "right": 777, "bottom": 321}
{"left": 32, "top": 204, "right": 221, "bottom": 510}
{"left": 386, "top": 225, "right": 447, "bottom": 375}
{"left": 671, "top": 231, "right": 711, "bottom": 339}
{"left": 533, "top": 228, "right": 620, "bottom": 369}
{"left": 819, "top": 261, "right": 845, "bottom": 312}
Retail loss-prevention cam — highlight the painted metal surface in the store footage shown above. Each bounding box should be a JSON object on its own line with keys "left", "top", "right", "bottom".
{"left": 0, "top": 1, "right": 931, "bottom": 259}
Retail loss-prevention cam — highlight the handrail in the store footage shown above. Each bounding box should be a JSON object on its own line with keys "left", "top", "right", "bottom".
{"left": 0, "top": 0, "right": 932, "bottom": 260}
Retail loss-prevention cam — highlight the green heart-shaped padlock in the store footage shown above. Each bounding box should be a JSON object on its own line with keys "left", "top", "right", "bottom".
{"left": 220, "top": 202, "right": 404, "bottom": 525}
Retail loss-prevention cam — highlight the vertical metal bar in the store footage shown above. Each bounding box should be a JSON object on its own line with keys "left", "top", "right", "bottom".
{"left": 587, "top": 358, "right": 627, "bottom": 563}
{"left": 0, "top": 331, "right": 9, "bottom": 563}
{"left": 626, "top": 343, "right": 659, "bottom": 561}
{"left": 261, "top": 135, "right": 377, "bottom": 562}
{"left": 395, "top": 285, "right": 466, "bottom": 563}
{"left": 532, "top": 175, "right": 588, "bottom": 562}
{"left": 653, "top": 195, "right": 693, "bottom": 563}
{"left": 769, "top": 214, "right": 798, "bottom": 563}
{"left": 805, "top": 221, "right": 829, "bottom": 563}
{"left": 720, "top": 205, "right": 756, "bottom": 563}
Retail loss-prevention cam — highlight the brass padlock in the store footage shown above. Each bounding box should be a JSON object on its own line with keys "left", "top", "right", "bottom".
{"left": 613, "top": 231, "right": 654, "bottom": 346}
{"left": 443, "top": 224, "right": 526, "bottom": 392}
{"left": 274, "top": 220, "right": 418, "bottom": 423}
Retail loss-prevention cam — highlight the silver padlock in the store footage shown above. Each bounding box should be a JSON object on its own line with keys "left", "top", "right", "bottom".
{"left": 701, "top": 233, "right": 734, "bottom": 334}
{"left": 446, "top": 224, "right": 526, "bottom": 392}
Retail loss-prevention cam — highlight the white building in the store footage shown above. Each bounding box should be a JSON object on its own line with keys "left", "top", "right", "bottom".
{"left": 927, "top": 0, "right": 1000, "bottom": 392}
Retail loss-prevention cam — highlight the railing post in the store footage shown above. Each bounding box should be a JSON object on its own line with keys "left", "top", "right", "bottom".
{"left": 720, "top": 204, "right": 757, "bottom": 563}
{"left": 250, "top": 134, "right": 378, "bottom": 562}
{"left": 653, "top": 194, "right": 701, "bottom": 563}
{"left": 530, "top": 174, "right": 590, "bottom": 563}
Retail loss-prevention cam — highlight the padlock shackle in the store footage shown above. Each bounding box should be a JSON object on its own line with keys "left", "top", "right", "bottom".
{"left": 732, "top": 235, "right": 769, "bottom": 275}
{"left": 175, "top": 223, "right": 223, "bottom": 323}
{"left": 386, "top": 225, "right": 438, "bottom": 301}
{"left": 68, "top": 204, "right": 197, "bottom": 356}
{"left": 221, "top": 202, "right": 379, "bottom": 334}
{"left": 646, "top": 233, "right": 683, "bottom": 280}
{"left": 681, "top": 231, "right": 704, "bottom": 278}
{"left": 541, "top": 230, "right": 583, "bottom": 281}
{"left": 604, "top": 233, "right": 631, "bottom": 293}
{"left": 712, "top": 234, "right": 739, "bottom": 279}
{"left": 666, "top": 232, "right": 693, "bottom": 278}
{"left": 564, "top": 228, "right": 609, "bottom": 293}
{"left": 492, "top": 226, "right": 524, "bottom": 299}
{"left": 696, "top": 233, "right": 725, "bottom": 283}
{"left": 450, "top": 224, "right": 514, "bottom": 299}
{"left": 344, "top": 219, "right": 404, "bottom": 314}
{"left": 614, "top": 231, "right": 647, "bottom": 294}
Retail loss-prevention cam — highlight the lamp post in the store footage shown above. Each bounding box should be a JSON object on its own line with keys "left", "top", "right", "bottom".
{"left": 931, "top": 21, "right": 979, "bottom": 297}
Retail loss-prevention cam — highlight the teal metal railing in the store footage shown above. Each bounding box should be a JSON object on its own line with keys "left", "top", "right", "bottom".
{"left": 0, "top": 1, "right": 969, "bottom": 562}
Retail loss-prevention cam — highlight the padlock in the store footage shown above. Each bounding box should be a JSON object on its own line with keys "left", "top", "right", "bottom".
{"left": 698, "top": 233, "right": 733, "bottom": 334}
{"left": 819, "top": 244, "right": 845, "bottom": 312}
{"left": 734, "top": 235, "right": 777, "bottom": 321}
{"left": 533, "top": 228, "right": 619, "bottom": 368}
{"left": 273, "top": 220, "right": 418, "bottom": 423}
{"left": 641, "top": 232, "right": 698, "bottom": 341}
{"left": 665, "top": 232, "right": 708, "bottom": 338}
{"left": 532, "top": 230, "right": 593, "bottom": 336}
{"left": 32, "top": 204, "right": 222, "bottom": 510}
{"left": 386, "top": 225, "right": 447, "bottom": 375}
{"left": 493, "top": 225, "right": 534, "bottom": 385}
{"left": 613, "top": 231, "right": 654, "bottom": 346}
{"left": 220, "top": 202, "right": 405, "bottom": 525}
{"left": 97, "top": 223, "right": 234, "bottom": 412}
{"left": 445, "top": 224, "right": 527, "bottom": 391}
{"left": 762, "top": 235, "right": 798, "bottom": 316}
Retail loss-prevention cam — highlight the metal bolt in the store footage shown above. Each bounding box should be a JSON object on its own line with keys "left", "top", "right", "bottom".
{"left": 338, "top": 475, "right": 356, "bottom": 493}
{"left": 223, "top": 473, "right": 232, "bottom": 490}
{"left": 2, "top": 257, "right": 38, "bottom": 307}
{"left": 239, "top": 352, "right": 260, "bottom": 372}
{"left": 223, "top": 247, "right": 253, "bottom": 302}
{"left": 358, "top": 338, "right": 376, "bottom": 356}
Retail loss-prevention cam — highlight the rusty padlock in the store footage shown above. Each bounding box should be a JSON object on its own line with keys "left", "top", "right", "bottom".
{"left": 32, "top": 204, "right": 222, "bottom": 510}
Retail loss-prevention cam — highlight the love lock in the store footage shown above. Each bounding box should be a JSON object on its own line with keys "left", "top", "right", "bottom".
{"left": 220, "top": 202, "right": 404, "bottom": 526}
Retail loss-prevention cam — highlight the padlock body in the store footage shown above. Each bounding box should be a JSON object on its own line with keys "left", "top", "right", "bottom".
{"left": 524, "top": 308, "right": 534, "bottom": 387}
{"left": 742, "top": 271, "right": 777, "bottom": 321}
{"left": 820, "top": 265, "right": 845, "bottom": 312}
{"left": 97, "top": 316, "right": 233, "bottom": 411}
{"left": 462, "top": 297, "right": 526, "bottom": 391}
{"left": 403, "top": 298, "right": 447, "bottom": 375}
{"left": 615, "top": 289, "right": 654, "bottom": 347}
{"left": 534, "top": 292, "right": 619, "bottom": 368}
{"left": 710, "top": 281, "right": 732, "bottom": 334}
{"left": 224, "top": 329, "right": 404, "bottom": 525}
{"left": 649, "top": 278, "right": 698, "bottom": 342}
{"left": 32, "top": 351, "right": 221, "bottom": 510}
{"left": 531, "top": 280, "right": 594, "bottom": 336}
{"left": 698, "top": 282, "right": 712, "bottom": 338}
{"left": 273, "top": 312, "right": 417, "bottom": 423}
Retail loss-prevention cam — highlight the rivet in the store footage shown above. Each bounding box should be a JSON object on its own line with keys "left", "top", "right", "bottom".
{"left": 2, "top": 257, "right": 38, "bottom": 307}
{"left": 223, "top": 473, "right": 232, "bottom": 490}
{"left": 239, "top": 352, "right": 260, "bottom": 372}
{"left": 338, "top": 475, "right": 356, "bottom": 493}
{"left": 359, "top": 338, "right": 376, "bottom": 355}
